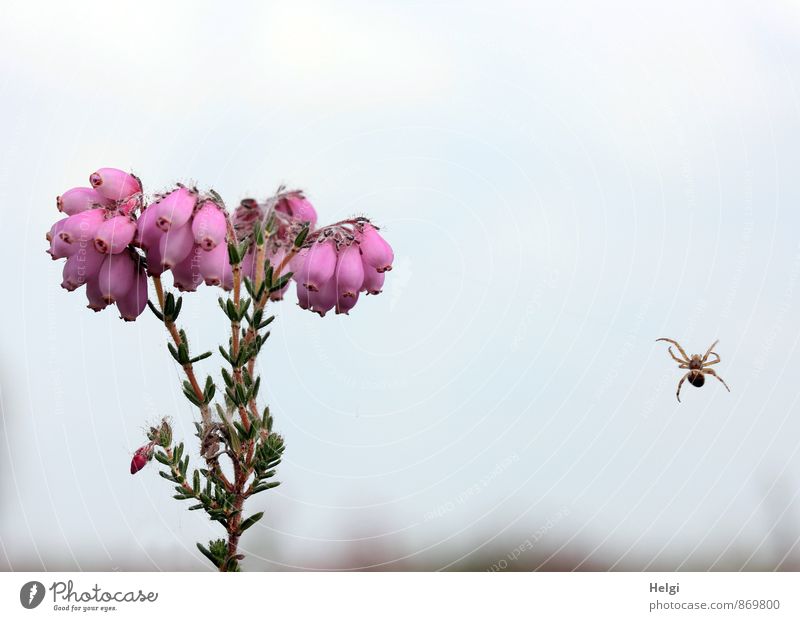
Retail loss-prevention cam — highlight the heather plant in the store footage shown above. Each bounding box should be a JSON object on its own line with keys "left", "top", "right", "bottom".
{"left": 47, "top": 167, "right": 394, "bottom": 571}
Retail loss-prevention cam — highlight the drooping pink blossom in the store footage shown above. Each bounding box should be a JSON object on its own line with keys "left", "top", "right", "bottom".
{"left": 361, "top": 265, "right": 385, "bottom": 295}
{"left": 134, "top": 206, "right": 163, "bottom": 249}
{"left": 97, "top": 252, "right": 136, "bottom": 303}
{"left": 158, "top": 222, "right": 195, "bottom": 269}
{"left": 191, "top": 201, "right": 227, "bottom": 250}
{"left": 333, "top": 243, "right": 364, "bottom": 298}
{"left": 358, "top": 223, "right": 393, "bottom": 272}
{"left": 94, "top": 215, "right": 137, "bottom": 254}
{"left": 171, "top": 245, "right": 204, "bottom": 292}
{"left": 61, "top": 246, "right": 106, "bottom": 291}
{"left": 336, "top": 291, "right": 359, "bottom": 315}
{"left": 296, "top": 239, "right": 336, "bottom": 291}
{"left": 117, "top": 267, "right": 148, "bottom": 321}
{"left": 89, "top": 168, "right": 142, "bottom": 202}
{"left": 85, "top": 276, "right": 109, "bottom": 312}
{"left": 59, "top": 208, "right": 107, "bottom": 245}
{"left": 154, "top": 187, "right": 197, "bottom": 232}
{"left": 307, "top": 275, "right": 338, "bottom": 317}
{"left": 57, "top": 187, "right": 112, "bottom": 215}
{"left": 47, "top": 219, "right": 76, "bottom": 260}
{"left": 198, "top": 239, "right": 232, "bottom": 289}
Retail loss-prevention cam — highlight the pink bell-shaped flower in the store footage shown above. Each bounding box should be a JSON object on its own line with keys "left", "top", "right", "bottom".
{"left": 61, "top": 246, "right": 106, "bottom": 291}
{"left": 198, "top": 239, "right": 232, "bottom": 289}
{"left": 296, "top": 239, "right": 336, "bottom": 291}
{"left": 307, "top": 276, "right": 337, "bottom": 317}
{"left": 154, "top": 187, "right": 197, "bottom": 232}
{"left": 89, "top": 168, "right": 141, "bottom": 202}
{"left": 158, "top": 223, "right": 195, "bottom": 269}
{"left": 191, "top": 201, "right": 227, "bottom": 250}
{"left": 358, "top": 223, "right": 393, "bottom": 272}
{"left": 94, "top": 215, "right": 137, "bottom": 254}
{"left": 276, "top": 191, "right": 317, "bottom": 227}
{"left": 130, "top": 444, "right": 153, "bottom": 475}
{"left": 361, "top": 264, "right": 385, "bottom": 295}
{"left": 97, "top": 252, "right": 136, "bottom": 303}
{"left": 117, "top": 267, "right": 148, "bottom": 321}
{"left": 134, "top": 206, "right": 163, "bottom": 249}
{"left": 59, "top": 209, "right": 107, "bottom": 245}
{"left": 57, "top": 187, "right": 111, "bottom": 215}
{"left": 333, "top": 244, "right": 364, "bottom": 298}
{"left": 85, "top": 276, "right": 109, "bottom": 312}
{"left": 171, "top": 246, "right": 203, "bottom": 292}
{"left": 336, "top": 291, "right": 359, "bottom": 315}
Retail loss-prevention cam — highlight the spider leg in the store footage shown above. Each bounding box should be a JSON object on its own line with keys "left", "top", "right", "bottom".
{"left": 657, "top": 338, "right": 690, "bottom": 362}
{"left": 702, "top": 368, "right": 730, "bottom": 392}
{"left": 703, "top": 352, "right": 720, "bottom": 366}
{"left": 667, "top": 347, "right": 688, "bottom": 365}
{"left": 702, "top": 340, "right": 720, "bottom": 363}
{"left": 676, "top": 372, "right": 689, "bottom": 402}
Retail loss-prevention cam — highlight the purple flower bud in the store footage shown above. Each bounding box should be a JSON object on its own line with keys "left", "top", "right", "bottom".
{"left": 117, "top": 267, "right": 148, "bottom": 321}
{"left": 276, "top": 192, "right": 317, "bottom": 226}
{"left": 198, "top": 240, "right": 232, "bottom": 289}
{"left": 154, "top": 188, "right": 197, "bottom": 232}
{"left": 61, "top": 246, "right": 106, "bottom": 291}
{"left": 296, "top": 239, "right": 336, "bottom": 291}
{"left": 361, "top": 264, "right": 385, "bottom": 294}
{"left": 333, "top": 243, "right": 364, "bottom": 298}
{"left": 97, "top": 252, "right": 136, "bottom": 303}
{"left": 85, "top": 275, "right": 109, "bottom": 312}
{"left": 191, "top": 201, "right": 227, "bottom": 250}
{"left": 57, "top": 187, "right": 111, "bottom": 215}
{"left": 89, "top": 168, "right": 142, "bottom": 201}
{"left": 59, "top": 209, "right": 107, "bottom": 245}
{"left": 134, "top": 206, "right": 163, "bottom": 249}
{"left": 94, "top": 215, "right": 137, "bottom": 254}
{"left": 171, "top": 245, "right": 204, "bottom": 292}
{"left": 358, "top": 224, "right": 393, "bottom": 272}
{"left": 308, "top": 275, "right": 337, "bottom": 317}
{"left": 336, "top": 291, "right": 359, "bottom": 315}
{"left": 158, "top": 222, "right": 195, "bottom": 269}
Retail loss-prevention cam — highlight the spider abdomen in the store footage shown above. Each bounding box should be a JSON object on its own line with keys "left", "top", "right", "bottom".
{"left": 689, "top": 372, "right": 705, "bottom": 387}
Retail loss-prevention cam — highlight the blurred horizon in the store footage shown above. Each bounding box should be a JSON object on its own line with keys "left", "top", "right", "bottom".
{"left": 2, "top": 0, "right": 800, "bottom": 571}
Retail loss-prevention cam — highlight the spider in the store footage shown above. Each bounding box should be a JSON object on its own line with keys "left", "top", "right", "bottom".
{"left": 656, "top": 338, "right": 731, "bottom": 402}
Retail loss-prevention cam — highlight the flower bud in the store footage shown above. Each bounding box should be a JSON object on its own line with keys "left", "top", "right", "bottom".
{"left": 171, "top": 245, "right": 204, "bottom": 292}
{"left": 296, "top": 239, "right": 336, "bottom": 291}
{"left": 89, "top": 168, "right": 141, "bottom": 202}
{"left": 198, "top": 239, "right": 232, "bottom": 288}
{"left": 94, "top": 215, "right": 137, "bottom": 254}
{"left": 130, "top": 444, "right": 154, "bottom": 475}
{"left": 59, "top": 209, "right": 107, "bottom": 244}
{"left": 358, "top": 224, "right": 393, "bottom": 272}
{"left": 154, "top": 187, "right": 197, "bottom": 232}
{"left": 361, "top": 264, "right": 385, "bottom": 294}
{"left": 276, "top": 191, "right": 317, "bottom": 226}
{"left": 117, "top": 266, "right": 148, "bottom": 321}
{"left": 333, "top": 243, "right": 364, "bottom": 298}
{"left": 97, "top": 252, "right": 135, "bottom": 303}
{"left": 57, "top": 187, "right": 111, "bottom": 215}
{"left": 158, "top": 222, "right": 195, "bottom": 269}
{"left": 191, "top": 201, "right": 227, "bottom": 250}
{"left": 61, "top": 246, "right": 106, "bottom": 291}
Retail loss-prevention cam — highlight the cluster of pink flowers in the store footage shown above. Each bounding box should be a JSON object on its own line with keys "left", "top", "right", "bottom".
{"left": 232, "top": 195, "right": 394, "bottom": 316}
{"left": 48, "top": 168, "right": 394, "bottom": 321}
{"left": 47, "top": 168, "right": 148, "bottom": 320}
